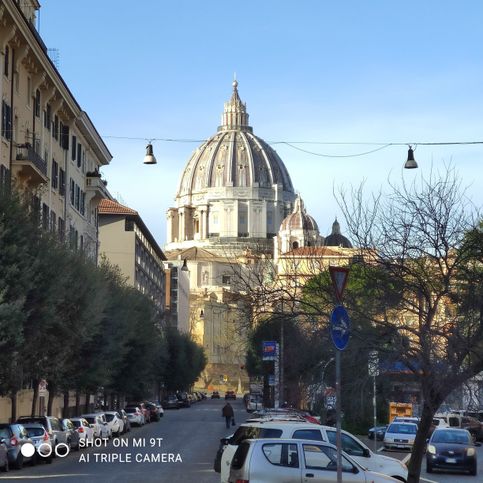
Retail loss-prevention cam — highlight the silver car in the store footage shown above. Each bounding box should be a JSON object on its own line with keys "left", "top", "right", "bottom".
{"left": 230, "top": 438, "right": 399, "bottom": 483}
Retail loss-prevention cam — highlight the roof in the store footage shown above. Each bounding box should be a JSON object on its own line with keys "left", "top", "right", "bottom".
{"left": 280, "top": 195, "right": 319, "bottom": 233}
{"left": 98, "top": 199, "right": 166, "bottom": 261}
{"left": 165, "top": 246, "right": 218, "bottom": 262}
{"left": 281, "top": 246, "right": 352, "bottom": 257}
{"left": 176, "top": 81, "right": 294, "bottom": 198}
{"left": 98, "top": 199, "right": 138, "bottom": 215}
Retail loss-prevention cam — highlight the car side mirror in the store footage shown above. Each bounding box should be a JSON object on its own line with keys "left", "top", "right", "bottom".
{"left": 90, "top": 424, "right": 95, "bottom": 428}
{"left": 425, "top": 438, "right": 429, "bottom": 444}
{"left": 475, "top": 442, "right": 482, "bottom": 447}
{"left": 362, "top": 448, "right": 370, "bottom": 457}
{"left": 220, "top": 437, "right": 230, "bottom": 445}
{"left": 352, "top": 465, "right": 359, "bottom": 474}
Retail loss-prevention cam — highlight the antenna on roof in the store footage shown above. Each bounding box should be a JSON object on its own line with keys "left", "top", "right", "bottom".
{"left": 47, "top": 48, "right": 60, "bottom": 69}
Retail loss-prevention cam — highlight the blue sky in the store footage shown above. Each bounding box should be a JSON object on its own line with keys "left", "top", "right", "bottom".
{"left": 40, "top": 1, "right": 483, "bottom": 245}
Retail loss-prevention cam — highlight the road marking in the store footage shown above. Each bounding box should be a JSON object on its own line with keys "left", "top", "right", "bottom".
{"left": 402, "top": 454, "right": 411, "bottom": 464}
{"left": 0, "top": 475, "right": 92, "bottom": 479}
{"left": 377, "top": 446, "right": 385, "bottom": 452}
{"left": 420, "top": 478, "right": 439, "bottom": 483}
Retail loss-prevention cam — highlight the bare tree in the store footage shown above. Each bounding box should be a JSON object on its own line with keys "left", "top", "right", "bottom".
{"left": 337, "top": 167, "right": 482, "bottom": 482}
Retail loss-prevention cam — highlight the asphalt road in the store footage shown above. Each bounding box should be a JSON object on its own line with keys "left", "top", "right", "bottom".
{"left": 360, "top": 435, "right": 483, "bottom": 483}
{"left": 0, "top": 398, "right": 240, "bottom": 483}
{"left": 2, "top": 400, "right": 483, "bottom": 482}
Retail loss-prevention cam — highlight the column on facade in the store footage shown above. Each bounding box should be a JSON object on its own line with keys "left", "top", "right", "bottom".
{"left": 199, "top": 205, "right": 208, "bottom": 239}
{"left": 178, "top": 207, "right": 185, "bottom": 241}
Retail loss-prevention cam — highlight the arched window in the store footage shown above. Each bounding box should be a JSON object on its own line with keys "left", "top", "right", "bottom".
{"left": 292, "top": 241, "right": 299, "bottom": 249}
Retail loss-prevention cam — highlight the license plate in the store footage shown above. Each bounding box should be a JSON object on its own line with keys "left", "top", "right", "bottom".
{"left": 395, "top": 439, "right": 408, "bottom": 443}
{"left": 446, "top": 458, "right": 457, "bottom": 464}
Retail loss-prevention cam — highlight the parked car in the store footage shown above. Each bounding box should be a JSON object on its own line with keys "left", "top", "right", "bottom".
{"left": 70, "top": 418, "right": 95, "bottom": 443}
{"left": 61, "top": 418, "right": 80, "bottom": 451}
{"left": 0, "top": 439, "right": 7, "bottom": 472}
{"left": 176, "top": 392, "right": 191, "bottom": 408}
{"left": 0, "top": 424, "right": 36, "bottom": 469}
{"left": 434, "top": 413, "right": 482, "bottom": 439}
{"left": 16, "top": 416, "right": 69, "bottom": 454}
{"left": 211, "top": 391, "right": 221, "bottom": 399}
{"left": 427, "top": 428, "right": 480, "bottom": 475}
{"left": 225, "top": 390, "right": 236, "bottom": 400}
{"left": 217, "top": 420, "right": 408, "bottom": 483}
{"left": 22, "top": 423, "right": 53, "bottom": 463}
{"left": 104, "top": 411, "right": 124, "bottom": 437}
{"left": 230, "top": 438, "right": 401, "bottom": 483}
{"left": 246, "top": 393, "right": 263, "bottom": 412}
{"left": 81, "top": 413, "right": 111, "bottom": 438}
{"left": 163, "top": 395, "right": 181, "bottom": 409}
{"left": 155, "top": 403, "right": 164, "bottom": 417}
{"left": 143, "top": 402, "right": 161, "bottom": 422}
{"left": 127, "top": 403, "right": 150, "bottom": 422}
{"left": 368, "top": 425, "right": 388, "bottom": 441}
{"left": 383, "top": 422, "right": 418, "bottom": 451}
{"left": 124, "top": 406, "right": 145, "bottom": 426}
{"left": 118, "top": 410, "right": 131, "bottom": 433}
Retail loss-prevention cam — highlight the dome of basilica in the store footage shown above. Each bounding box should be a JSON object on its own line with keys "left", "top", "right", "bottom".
{"left": 176, "top": 80, "right": 294, "bottom": 200}
{"left": 166, "top": 81, "right": 296, "bottom": 251}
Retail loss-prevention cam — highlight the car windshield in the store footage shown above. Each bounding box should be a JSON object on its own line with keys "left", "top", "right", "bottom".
{"left": 17, "top": 417, "right": 44, "bottom": 425}
{"left": 432, "top": 430, "right": 470, "bottom": 444}
{"left": 105, "top": 414, "right": 114, "bottom": 422}
{"left": 387, "top": 423, "right": 417, "bottom": 434}
{"left": 125, "top": 408, "right": 137, "bottom": 413}
{"left": 26, "top": 427, "right": 45, "bottom": 437}
{"left": 71, "top": 421, "right": 81, "bottom": 428}
{"left": 84, "top": 417, "right": 95, "bottom": 424}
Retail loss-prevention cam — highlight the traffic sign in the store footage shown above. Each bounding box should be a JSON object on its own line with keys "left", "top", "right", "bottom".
{"left": 329, "top": 266, "right": 349, "bottom": 302}
{"left": 368, "top": 351, "right": 379, "bottom": 376}
{"left": 330, "top": 305, "right": 351, "bottom": 350}
{"left": 262, "top": 341, "right": 278, "bottom": 361}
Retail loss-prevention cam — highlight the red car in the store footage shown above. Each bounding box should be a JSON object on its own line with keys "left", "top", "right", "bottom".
{"left": 225, "top": 391, "right": 236, "bottom": 400}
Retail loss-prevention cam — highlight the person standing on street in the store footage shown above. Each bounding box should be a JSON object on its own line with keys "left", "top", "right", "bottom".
{"left": 222, "top": 402, "right": 235, "bottom": 428}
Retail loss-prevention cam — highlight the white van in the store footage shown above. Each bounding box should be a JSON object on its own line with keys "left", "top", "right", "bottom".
{"left": 218, "top": 420, "right": 407, "bottom": 482}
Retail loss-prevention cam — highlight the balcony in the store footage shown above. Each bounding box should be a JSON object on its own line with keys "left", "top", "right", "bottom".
{"left": 86, "top": 171, "right": 109, "bottom": 203}
{"left": 13, "top": 144, "right": 48, "bottom": 187}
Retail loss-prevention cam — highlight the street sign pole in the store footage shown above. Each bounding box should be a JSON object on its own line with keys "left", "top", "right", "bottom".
{"left": 335, "top": 350, "right": 342, "bottom": 483}
{"left": 368, "top": 350, "right": 379, "bottom": 453}
{"left": 329, "top": 266, "right": 350, "bottom": 483}
{"left": 274, "top": 343, "right": 280, "bottom": 408}
{"left": 373, "top": 374, "right": 377, "bottom": 453}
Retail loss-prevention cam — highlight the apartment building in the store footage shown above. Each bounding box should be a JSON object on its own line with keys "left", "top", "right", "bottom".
{"left": 0, "top": 0, "right": 112, "bottom": 258}
{"left": 98, "top": 199, "right": 167, "bottom": 313}
{"left": 163, "top": 259, "right": 190, "bottom": 333}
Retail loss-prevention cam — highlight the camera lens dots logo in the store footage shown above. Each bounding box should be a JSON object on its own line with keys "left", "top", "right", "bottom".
{"left": 21, "top": 442, "right": 70, "bottom": 458}
{"left": 20, "top": 442, "right": 36, "bottom": 458}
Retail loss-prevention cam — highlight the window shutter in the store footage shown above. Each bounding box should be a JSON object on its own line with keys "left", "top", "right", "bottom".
{"left": 72, "top": 135, "right": 77, "bottom": 160}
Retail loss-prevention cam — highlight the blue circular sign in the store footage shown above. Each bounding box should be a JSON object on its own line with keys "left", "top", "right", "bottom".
{"left": 330, "top": 305, "right": 351, "bottom": 350}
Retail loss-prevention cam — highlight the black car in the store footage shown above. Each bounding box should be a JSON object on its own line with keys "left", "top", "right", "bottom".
{"left": 176, "top": 392, "right": 191, "bottom": 408}
{"left": 427, "top": 428, "right": 480, "bottom": 475}
{"left": 225, "top": 391, "right": 236, "bottom": 400}
{"left": 211, "top": 391, "right": 221, "bottom": 399}
{"left": 368, "top": 425, "right": 387, "bottom": 441}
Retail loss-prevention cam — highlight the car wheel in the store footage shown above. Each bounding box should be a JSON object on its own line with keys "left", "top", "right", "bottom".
{"left": 1, "top": 459, "right": 9, "bottom": 472}
{"left": 15, "top": 453, "right": 23, "bottom": 470}
{"left": 426, "top": 463, "right": 433, "bottom": 473}
{"left": 470, "top": 464, "right": 477, "bottom": 476}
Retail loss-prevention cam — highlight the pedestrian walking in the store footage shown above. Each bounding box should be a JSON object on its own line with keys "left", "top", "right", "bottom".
{"left": 222, "top": 402, "right": 235, "bottom": 428}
